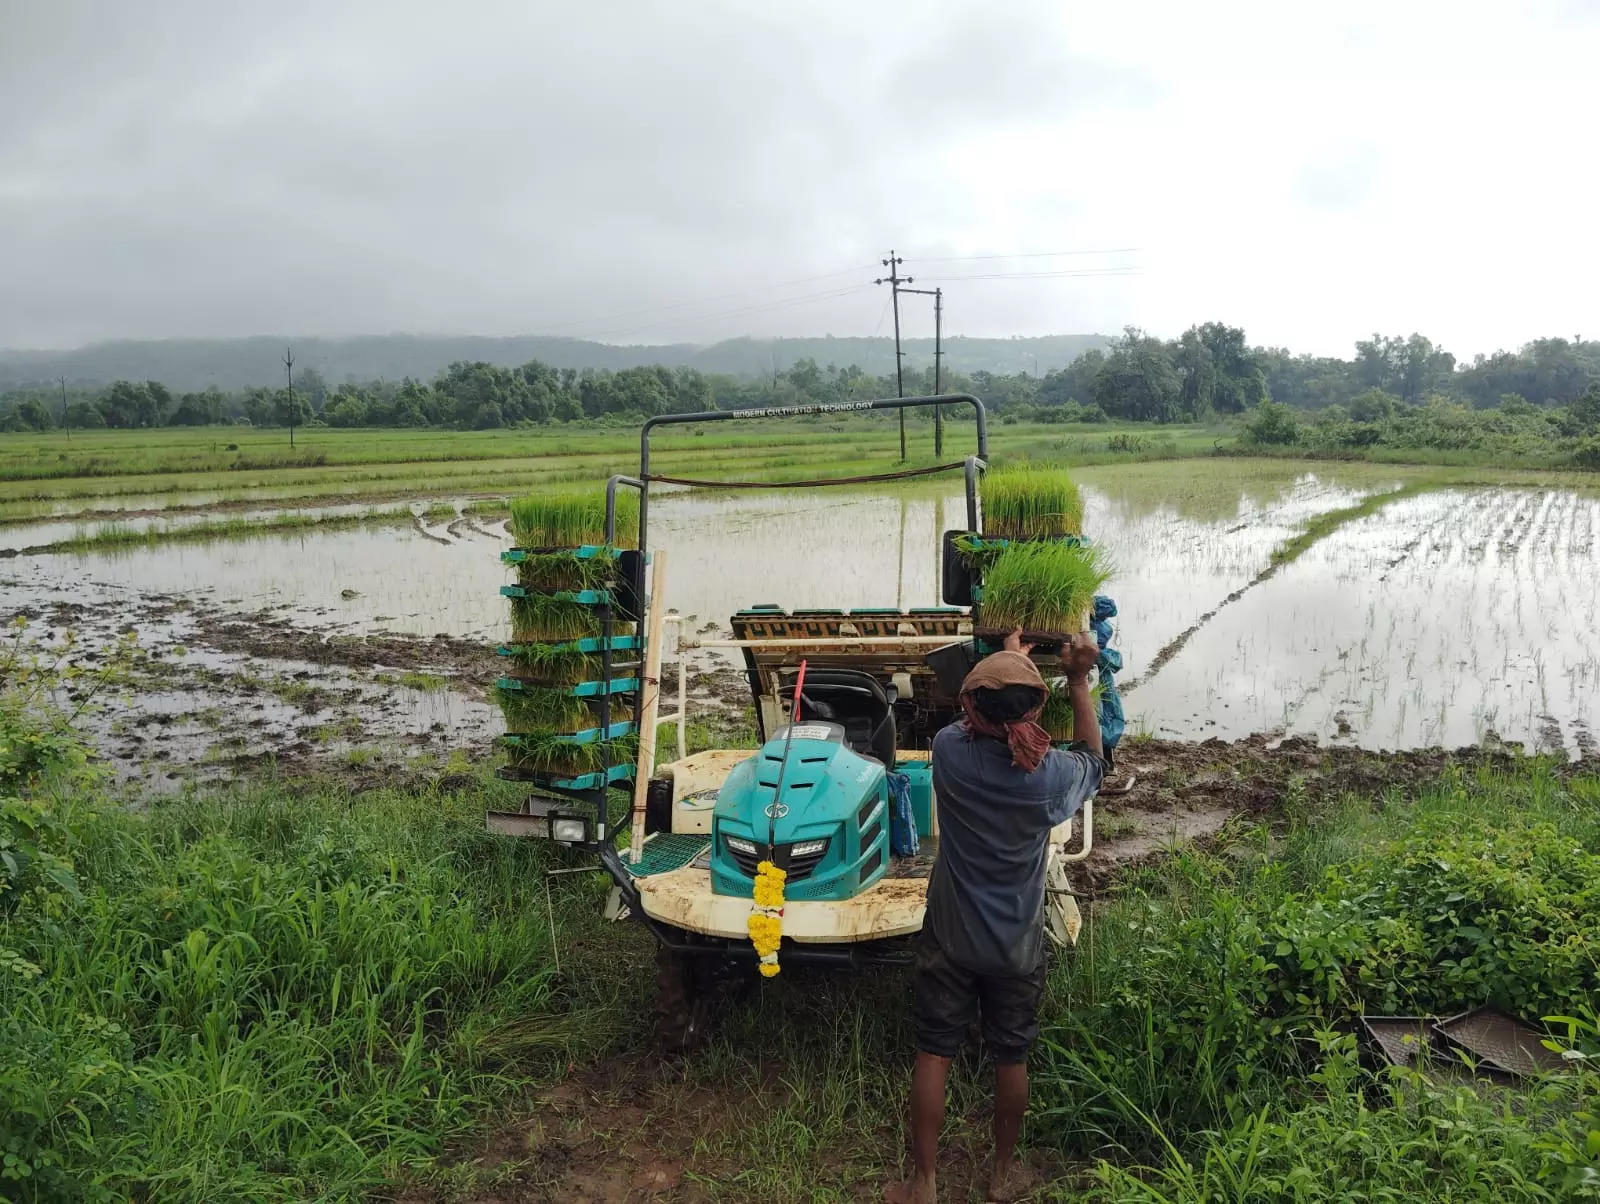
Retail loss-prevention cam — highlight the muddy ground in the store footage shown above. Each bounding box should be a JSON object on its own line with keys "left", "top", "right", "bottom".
{"left": 10, "top": 587, "right": 748, "bottom": 791}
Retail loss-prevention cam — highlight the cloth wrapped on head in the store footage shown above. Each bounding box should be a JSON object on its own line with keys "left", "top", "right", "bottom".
{"left": 959, "top": 650, "right": 1051, "bottom": 772}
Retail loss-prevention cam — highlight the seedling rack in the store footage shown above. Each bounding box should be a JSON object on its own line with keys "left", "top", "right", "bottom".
{"left": 492, "top": 510, "right": 648, "bottom": 845}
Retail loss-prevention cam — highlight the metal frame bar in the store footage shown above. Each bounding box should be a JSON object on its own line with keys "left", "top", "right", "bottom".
{"left": 638, "top": 394, "right": 988, "bottom": 559}
{"left": 683, "top": 635, "right": 965, "bottom": 650}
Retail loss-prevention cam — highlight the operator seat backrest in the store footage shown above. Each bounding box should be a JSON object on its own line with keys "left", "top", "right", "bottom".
{"left": 794, "top": 668, "right": 897, "bottom": 768}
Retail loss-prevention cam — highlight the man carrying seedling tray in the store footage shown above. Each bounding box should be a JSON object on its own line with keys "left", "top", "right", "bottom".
{"left": 887, "top": 628, "right": 1103, "bottom": 1204}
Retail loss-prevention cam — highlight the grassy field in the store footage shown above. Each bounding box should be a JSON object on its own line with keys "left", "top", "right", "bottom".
{"left": 4, "top": 421, "right": 1595, "bottom": 538}
{"left": 0, "top": 419, "right": 1219, "bottom": 517}
{"left": 4, "top": 755, "right": 1596, "bottom": 1201}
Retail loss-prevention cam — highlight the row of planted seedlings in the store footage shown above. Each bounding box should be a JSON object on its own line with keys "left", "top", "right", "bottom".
{"left": 495, "top": 490, "right": 642, "bottom": 788}
{"left": 963, "top": 463, "right": 1114, "bottom": 744}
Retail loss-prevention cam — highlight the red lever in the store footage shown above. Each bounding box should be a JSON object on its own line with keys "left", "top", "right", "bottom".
{"left": 792, "top": 659, "right": 808, "bottom": 725}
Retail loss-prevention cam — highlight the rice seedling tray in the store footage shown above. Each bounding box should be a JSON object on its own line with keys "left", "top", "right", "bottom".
{"left": 1430, "top": 1008, "right": 1567, "bottom": 1079}
{"left": 500, "top": 585, "right": 613, "bottom": 605}
{"left": 494, "top": 680, "right": 634, "bottom": 735}
{"left": 980, "top": 464, "right": 1085, "bottom": 539}
{"left": 960, "top": 534, "right": 1092, "bottom": 552}
{"left": 496, "top": 635, "right": 640, "bottom": 656}
{"left": 500, "top": 729, "right": 638, "bottom": 778}
{"left": 502, "top": 545, "right": 624, "bottom": 592}
{"left": 501, "top": 544, "right": 624, "bottom": 563}
{"left": 509, "top": 490, "right": 639, "bottom": 550}
{"left": 503, "top": 720, "right": 635, "bottom": 745}
{"left": 496, "top": 674, "right": 639, "bottom": 697}
{"left": 495, "top": 761, "right": 636, "bottom": 790}
{"left": 495, "top": 637, "right": 640, "bottom": 687}
{"left": 972, "top": 625, "right": 1084, "bottom": 645}
{"left": 975, "top": 540, "right": 1111, "bottom": 638}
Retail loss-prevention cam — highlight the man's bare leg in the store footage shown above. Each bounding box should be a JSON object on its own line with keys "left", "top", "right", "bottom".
{"left": 987, "top": 1061, "right": 1036, "bottom": 1201}
{"left": 885, "top": 1052, "right": 950, "bottom": 1204}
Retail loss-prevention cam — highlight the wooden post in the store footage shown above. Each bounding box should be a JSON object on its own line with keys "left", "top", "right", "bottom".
{"left": 629, "top": 550, "right": 669, "bottom": 864}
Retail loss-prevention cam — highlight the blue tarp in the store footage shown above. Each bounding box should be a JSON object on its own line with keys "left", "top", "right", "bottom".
{"left": 885, "top": 770, "right": 919, "bottom": 857}
{"left": 1091, "top": 595, "right": 1126, "bottom": 757}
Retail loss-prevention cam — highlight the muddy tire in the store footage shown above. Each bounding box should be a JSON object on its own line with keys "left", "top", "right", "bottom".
{"left": 653, "top": 946, "right": 703, "bottom": 1053}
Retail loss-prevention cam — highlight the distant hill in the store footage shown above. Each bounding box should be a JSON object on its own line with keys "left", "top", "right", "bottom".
{"left": 0, "top": 333, "right": 1113, "bottom": 392}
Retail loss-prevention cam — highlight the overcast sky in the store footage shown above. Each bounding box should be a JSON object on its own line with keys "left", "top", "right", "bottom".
{"left": 4, "top": 0, "right": 1597, "bottom": 357}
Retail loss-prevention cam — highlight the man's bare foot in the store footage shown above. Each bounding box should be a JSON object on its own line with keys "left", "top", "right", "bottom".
{"left": 987, "top": 1156, "right": 1041, "bottom": 1202}
{"left": 884, "top": 1172, "right": 936, "bottom": 1204}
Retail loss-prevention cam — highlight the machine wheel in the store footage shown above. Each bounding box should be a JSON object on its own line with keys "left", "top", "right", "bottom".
{"left": 653, "top": 946, "right": 704, "bottom": 1053}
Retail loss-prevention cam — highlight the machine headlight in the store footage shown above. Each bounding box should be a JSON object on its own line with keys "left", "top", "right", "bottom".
{"left": 790, "top": 838, "right": 829, "bottom": 858}
{"left": 725, "top": 835, "right": 758, "bottom": 855}
{"left": 551, "top": 818, "right": 587, "bottom": 843}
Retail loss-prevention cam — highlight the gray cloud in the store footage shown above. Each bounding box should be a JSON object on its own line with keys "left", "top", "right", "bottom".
{"left": 2, "top": 0, "right": 1596, "bottom": 357}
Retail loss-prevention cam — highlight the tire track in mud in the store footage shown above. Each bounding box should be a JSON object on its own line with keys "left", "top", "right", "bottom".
{"left": 1123, "top": 482, "right": 1439, "bottom": 694}
{"left": 411, "top": 514, "right": 453, "bottom": 545}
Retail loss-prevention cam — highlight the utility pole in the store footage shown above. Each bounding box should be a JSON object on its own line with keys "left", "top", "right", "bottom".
{"left": 58, "top": 376, "right": 69, "bottom": 440}
{"left": 874, "top": 250, "right": 910, "bottom": 460}
{"left": 902, "top": 285, "right": 946, "bottom": 456}
{"left": 283, "top": 346, "right": 297, "bottom": 448}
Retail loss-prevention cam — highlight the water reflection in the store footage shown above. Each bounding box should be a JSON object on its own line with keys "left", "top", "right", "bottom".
{"left": 7, "top": 464, "right": 1596, "bottom": 754}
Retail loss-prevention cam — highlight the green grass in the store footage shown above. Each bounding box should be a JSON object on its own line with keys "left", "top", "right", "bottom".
{"left": 4, "top": 688, "right": 1599, "bottom": 1204}
{"left": 977, "top": 540, "right": 1114, "bottom": 634}
{"left": 393, "top": 670, "right": 450, "bottom": 692}
{"left": 0, "top": 778, "right": 591, "bottom": 1202}
{"left": 0, "top": 418, "right": 1222, "bottom": 515}
{"left": 981, "top": 462, "right": 1085, "bottom": 538}
{"left": 508, "top": 488, "right": 639, "bottom": 550}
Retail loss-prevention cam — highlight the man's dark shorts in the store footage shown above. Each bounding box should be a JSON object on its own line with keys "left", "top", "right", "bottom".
{"left": 912, "top": 923, "right": 1045, "bottom": 1064}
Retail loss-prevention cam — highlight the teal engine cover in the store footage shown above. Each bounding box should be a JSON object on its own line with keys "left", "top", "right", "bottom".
{"left": 709, "top": 723, "right": 891, "bottom": 902}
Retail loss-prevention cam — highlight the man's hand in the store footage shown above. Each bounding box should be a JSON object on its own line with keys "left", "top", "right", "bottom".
{"left": 1064, "top": 633, "right": 1104, "bottom": 760}
{"left": 1063, "top": 632, "right": 1099, "bottom": 680}
{"left": 1002, "top": 626, "right": 1035, "bottom": 656}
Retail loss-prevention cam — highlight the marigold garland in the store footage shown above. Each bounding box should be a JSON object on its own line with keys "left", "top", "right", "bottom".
{"left": 747, "top": 859, "right": 786, "bottom": 977}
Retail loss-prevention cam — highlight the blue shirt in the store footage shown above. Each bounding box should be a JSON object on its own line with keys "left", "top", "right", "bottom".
{"left": 927, "top": 722, "right": 1103, "bottom": 976}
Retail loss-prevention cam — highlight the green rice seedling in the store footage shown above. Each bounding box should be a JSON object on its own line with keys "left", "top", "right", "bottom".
{"left": 508, "top": 488, "right": 639, "bottom": 549}
{"left": 495, "top": 684, "right": 633, "bottom": 734}
{"left": 508, "top": 593, "right": 604, "bottom": 643}
{"left": 514, "top": 547, "right": 618, "bottom": 591}
{"left": 499, "top": 643, "right": 611, "bottom": 685}
{"left": 505, "top": 732, "right": 638, "bottom": 777}
{"left": 982, "top": 463, "right": 1085, "bottom": 539}
{"left": 1040, "top": 678, "right": 1105, "bottom": 742}
{"left": 495, "top": 683, "right": 595, "bottom": 734}
{"left": 979, "top": 540, "right": 1113, "bottom": 635}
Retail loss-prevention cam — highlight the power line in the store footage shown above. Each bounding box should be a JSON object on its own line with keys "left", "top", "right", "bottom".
{"left": 869, "top": 294, "right": 893, "bottom": 337}
{"left": 909, "top": 247, "right": 1139, "bottom": 263}
{"left": 912, "top": 267, "right": 1141, "bottom": 282}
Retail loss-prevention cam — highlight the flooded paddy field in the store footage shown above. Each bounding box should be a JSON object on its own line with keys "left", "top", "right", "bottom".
{"left": 2, "top": 458, "right": 1597, "bottom": 786}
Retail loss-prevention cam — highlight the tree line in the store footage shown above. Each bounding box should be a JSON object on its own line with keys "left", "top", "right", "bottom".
{"left": 3, "top": 325, "right": 1596, "bottom": 432}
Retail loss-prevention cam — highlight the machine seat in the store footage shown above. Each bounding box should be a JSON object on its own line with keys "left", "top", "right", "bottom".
{"left": 794, "top": 668, "right": 897, "bottom": 767}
